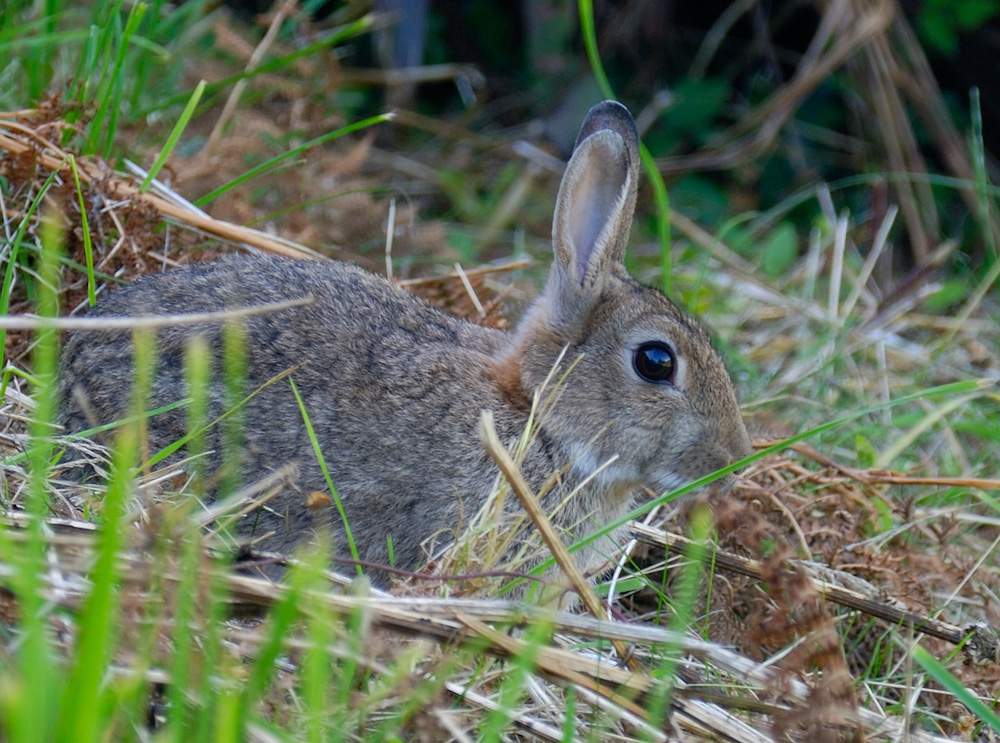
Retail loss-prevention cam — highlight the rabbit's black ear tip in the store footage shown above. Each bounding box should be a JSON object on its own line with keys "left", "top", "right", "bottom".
{"left": 576, "top": 100, "right": 638, "bottom": 148}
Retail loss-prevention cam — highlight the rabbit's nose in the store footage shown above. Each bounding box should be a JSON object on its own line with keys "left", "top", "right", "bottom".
{"left": 727, "top": 425, "right": 754, "bottom": 465}
{"left": 677, "top": 440, "right": 738, "bottom": 484}
{"left": 683, "top": 421, "right": 753, "bottom": 483}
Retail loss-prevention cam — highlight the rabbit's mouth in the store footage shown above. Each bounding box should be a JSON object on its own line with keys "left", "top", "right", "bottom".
{"left": 650, "top": 470, "right": 690, "bottom": 497}
{"left": 566, "top": 440, "right": 698, "bottom": 500}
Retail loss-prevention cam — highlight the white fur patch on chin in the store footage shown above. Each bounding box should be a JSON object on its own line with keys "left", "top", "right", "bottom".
{"left": 653, "top": 471, "right": 689, "bottom": 495}
{"left": 565, "top": 442, "right": 690, "bottom": 500}
{"left": 566, "top": 441, "right": 639, "bottom": 489}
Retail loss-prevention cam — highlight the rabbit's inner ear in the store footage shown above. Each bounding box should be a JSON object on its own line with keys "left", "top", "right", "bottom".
{"left": 558, "top": 131, "right": 631, "bottom": 284}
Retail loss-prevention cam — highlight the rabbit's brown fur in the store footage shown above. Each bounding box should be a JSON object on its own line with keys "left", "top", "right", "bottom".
{"left": 59, "top": 101, "right": 751, "bottom": 586}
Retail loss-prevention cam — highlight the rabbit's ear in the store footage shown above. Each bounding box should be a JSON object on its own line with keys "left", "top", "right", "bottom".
{"left": 551, "top": 101, "right": 640, "bottom": 296}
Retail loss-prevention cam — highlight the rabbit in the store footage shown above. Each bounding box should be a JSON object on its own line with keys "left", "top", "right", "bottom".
{"left": 59, "top": 100, "right": 752, "bottom": 589}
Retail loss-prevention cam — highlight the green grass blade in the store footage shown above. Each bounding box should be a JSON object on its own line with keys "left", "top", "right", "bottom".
{"left": 641, "top": 142, "right": 674, "bottom": 294}
{"left": 646, "top": 504, "right": 713, "bottom": 724}
{"left": 55, "top": 330, "right": 151, "bottom": 742}
{"left": 126, "top": 0, "right": 167, "bottom": 111}
{"left": 141, "top": 368, "right": 294, "bottom": 472}
{"left": 192, "top": 560, "right": 232, "bottom": 741}
{"left": 37, "top": 0, "right": 58, "bottom": 94}
{"left": 23, "top": 206, "right": 62, "bottom": 496}
{"left": 139, "top": 79, "right": 205, "bottom": 192}
{"left": 73, "top": 2, "right": 121, "bottom": 108}
{"left": 68, "top": 155, "right": 96, "bottom": 305}
{"left": 0, "top": 162, "right": 65, "bottom": 371}
{"left": 509, "top": 377, "right": 994, "bottom": 593}
{"left": 89, "top": 2, "right": 146, "bottom": 157}
{"left": 0, "top": 28, "right": 91, "bottom": 53}
{"left": 83, "top": 0, "right": 125, "bottom": 146}
{"left": 749, "top": 171, "right": 1000, "bottom": 237}
{"left": 164, "top": 518, "right": 206, "bottom": 741}
{"left": 0, "top": 208, "right": 66, "bottom": 743}
{"left": 239, "top": 574, "right": 305, "bottom": 727}
{"left": 212, "top": 665, "right": 243, "bottom": 743}
{"left": 876, "top": 392, "right": 981, "bottom": 467}
{"left": 184, "top": 335, "right": 210, "bottom": 485}
{"left": 163, "top": 336, "right": 211, "bottom": 741}
{"left": 630, "top": 378, "right": 988, "bottom": 525}
{"left": 969, "top": 88, "right": 998, "bottom": 264}
{"left": 577, "top": 0, "right": 612, "bottom": 100}
{"left": 909, "top": 643, "right": 1000, "bottom": 735}
{"left": 194, "top": 112, "right": 395, "bottom": 207}
{"left": 480, "top": 617, "right": 551, "bottom": 742}
{"left": 136, "top": 15, "right": 375, "bottom": 118}
{"left": 946, "top": 91, "right": 1000, "bottom": 345}
{"left": 299, "top": 541, "right": 336, "bottom": 743}
{"left": 288, "top": 377, "right": 362, "bottom": 576}
{"left": 577, "top": 0, "right": 672, "bottom": 292}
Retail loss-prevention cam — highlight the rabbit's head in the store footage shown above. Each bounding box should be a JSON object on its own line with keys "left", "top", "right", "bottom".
{"left": 497, "top": 101, "right": 751, "bottom": 499}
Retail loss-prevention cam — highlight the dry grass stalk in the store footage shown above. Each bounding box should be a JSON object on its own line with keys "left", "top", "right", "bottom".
{"left": 0, "top": 298, "right": 314, "bottom": 331}
{"left": 658, "top": 0, "right": 894, "bottom": 174}
{"left": 478, "top": 410, "right": 634, "bottom": 666}
{"left": 660, "top": 0, "right": 1000, "bottom": 268}
{"left": 0, "top": 504, "right": 962, "bottom": 743}
{"left": 630, "top": 521, "right": 999, "bottom": 663}
{"left": 0, "top": 499, "right": 960, "bottom": 743}
{"left": 0, "top": 115, "right": 317, "bottom": 260}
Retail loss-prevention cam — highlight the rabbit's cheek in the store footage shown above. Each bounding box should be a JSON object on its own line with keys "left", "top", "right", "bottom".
{"left": 565, "top": 440, "right": 642, "bottom": 490}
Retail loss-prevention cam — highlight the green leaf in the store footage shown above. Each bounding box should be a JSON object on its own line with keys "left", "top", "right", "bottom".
{"left": 923, "top": 279, "right": 969, "bottom": 312}
{"left": 671, "top": 77, "right": 731, "bottom": 138}
{"left": 760, "top": 222, "right": 799, "bottom": 277}
{"left": 854, "top": 435, "right": 877, "bottom": 468}
{"left": 918, "top": 10, "right": 958, "bottom": 54}
{"left": 956, "top": 0, "right": 1000, "bottom": 28}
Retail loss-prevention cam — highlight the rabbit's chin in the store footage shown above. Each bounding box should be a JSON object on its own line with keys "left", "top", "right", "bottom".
{"left": 566, "top": 441, "right": 690, "bottom": 497}
{"left": 650, "top": 471, "right": 691, "bottom": 497}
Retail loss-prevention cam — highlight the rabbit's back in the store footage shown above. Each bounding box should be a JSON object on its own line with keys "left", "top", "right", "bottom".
{"left": 60, "top": 256, "right": 521, "bottom": 573}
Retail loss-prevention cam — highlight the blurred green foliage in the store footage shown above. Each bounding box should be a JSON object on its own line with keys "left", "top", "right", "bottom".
{"left": 917, "top": 0, "right": 1000, "bottom": 54}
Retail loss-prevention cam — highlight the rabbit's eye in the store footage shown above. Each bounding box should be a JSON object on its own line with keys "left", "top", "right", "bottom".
{"left": 633, "top": 342, "right": 676, "bottom": 384}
